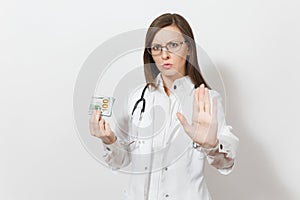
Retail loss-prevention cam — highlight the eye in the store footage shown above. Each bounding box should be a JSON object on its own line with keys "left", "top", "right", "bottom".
{"left": 151, "top": 44, "right": 161, "bottom": 51}
{"left": 168, "top": 42, "right": 179, "bottom": 48}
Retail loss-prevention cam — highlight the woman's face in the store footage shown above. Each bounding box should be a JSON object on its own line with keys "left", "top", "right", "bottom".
{"left": 151, "top": 25, "right": 189, "bottom": 81}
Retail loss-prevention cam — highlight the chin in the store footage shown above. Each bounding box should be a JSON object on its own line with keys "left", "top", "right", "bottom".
{"left": 161, "top": 69, "right": 183, "bottom": 77}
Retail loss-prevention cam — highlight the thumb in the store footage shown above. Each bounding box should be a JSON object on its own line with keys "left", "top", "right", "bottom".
{"left": 106, "top": 122, "right": 114, "bottom": 134}
{"left": 176, "top": 112, "right": 189, "bottom": 131}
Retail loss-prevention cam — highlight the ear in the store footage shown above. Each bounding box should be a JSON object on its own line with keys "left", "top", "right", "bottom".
{"left": 186, "top": 49, "right": 190, "bottom": 59}
{"left": 186, "top": 41, "right": 191, "bottom": 51}
{"left": 186, "top": 54, "right": 190, "bottom": 61}
{"left": 187, "top": 47, "right": 191, "bottom": 56}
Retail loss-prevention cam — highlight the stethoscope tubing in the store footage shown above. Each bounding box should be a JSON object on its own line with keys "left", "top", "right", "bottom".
{"left": 131, "top": 83, "right": 150, "bottom": 121}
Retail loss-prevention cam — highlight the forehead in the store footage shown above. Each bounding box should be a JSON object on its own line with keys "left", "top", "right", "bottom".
{"left": 152, "top": 25, "right": 184, "bottom": 43}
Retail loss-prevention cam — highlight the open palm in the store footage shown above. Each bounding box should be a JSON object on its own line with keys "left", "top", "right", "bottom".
{"left": 176, "top": 84, "right": 218, "bottom": 148}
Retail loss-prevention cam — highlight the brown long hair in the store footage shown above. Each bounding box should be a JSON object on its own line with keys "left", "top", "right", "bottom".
{"left": 143, "top": 13, "right": 211, "bottom": 90}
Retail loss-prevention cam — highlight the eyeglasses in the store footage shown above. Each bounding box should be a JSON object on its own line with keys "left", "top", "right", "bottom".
{"left": 147, "top": 40, "right": 187, "bottom": 56}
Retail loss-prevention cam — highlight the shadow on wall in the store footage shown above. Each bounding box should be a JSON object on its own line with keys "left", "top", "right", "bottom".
{"left": 204, "top": 65, "right": 294, "bottom": 200}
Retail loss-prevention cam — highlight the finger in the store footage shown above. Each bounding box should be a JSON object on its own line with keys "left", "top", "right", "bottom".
{"left": 89, "top": 122, "right": 95, "bottom": 136}
{"left": 176, "top": 112, "right": 190, "bottom": 132}
{"left": 90, "top": 110, "right": 95, "bottom": 121}
{"left": 89, "top": 111, "right": 97, "bottom": 136}
{"left": 193, "top": 88, "right": 199, "bottom": 113}
{"left": 99, "top": 119, "right": 105, "bottom": 136}
{"left": 204, "top": 88, "right": 211, "bottom": 114}
{"left": 95, "top": 109, "right": 102, "bottom": 122}
{"left": 106, "top": 122, "right": 112, "bottom": 133}
{"left": 212, "top": 97, "right": 218, "bottom": 121}
{"left": 89, "top": 110, "right": 96, "bottom": 124}
{"left": 89, "top": 123, "right": 95, "bottom": 136}
{"left": 103, "top": 120, "right": 110, "bottom": 136}
{"left": 198, "top": 84, "right": 205, "bottom": 112}
{"left": 103, "top": 119, "right": 107, "bottom": 131}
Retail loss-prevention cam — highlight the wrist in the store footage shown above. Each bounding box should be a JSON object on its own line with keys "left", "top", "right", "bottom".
{"left": 206, "top": 139, "right": 219, "bottom": 149}
{"left": 194, "top": 139, "right": 218, "bottom": 149}
{"left": 193, "top": 139, "right": 219, "bottom": 155}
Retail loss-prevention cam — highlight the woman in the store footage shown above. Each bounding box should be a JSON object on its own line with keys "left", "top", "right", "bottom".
{"left": 89, "top": 13, "right": 239, "bottom": 200}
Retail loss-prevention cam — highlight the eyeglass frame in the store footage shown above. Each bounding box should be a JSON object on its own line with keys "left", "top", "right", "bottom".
{"left": 146, "top": 40, "right": 188, "bottom": 56}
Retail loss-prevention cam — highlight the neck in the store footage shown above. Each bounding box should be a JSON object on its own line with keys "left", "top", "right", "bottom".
{"left": 161, "top": 73, "right": 184, "bottom": 96}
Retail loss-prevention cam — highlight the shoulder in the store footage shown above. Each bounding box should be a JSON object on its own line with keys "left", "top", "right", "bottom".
{"left": 208, "top": 89, "right": 223, "bottom": 101}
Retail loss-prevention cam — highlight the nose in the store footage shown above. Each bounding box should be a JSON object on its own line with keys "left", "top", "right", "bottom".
{"left": 161, "top": 47, "right": 170, "bottom": 59}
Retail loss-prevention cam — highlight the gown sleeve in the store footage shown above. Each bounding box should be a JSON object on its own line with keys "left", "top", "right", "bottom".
{"left": 200, "top": 90, "right": 239, "bottom": 175}
{"left": 101, "top": 92, "right": 135, "bottom": 171}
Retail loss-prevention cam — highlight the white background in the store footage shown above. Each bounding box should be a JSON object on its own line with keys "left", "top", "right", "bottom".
{"left": 1, "top": 0, "right": 300, "bottom": 199}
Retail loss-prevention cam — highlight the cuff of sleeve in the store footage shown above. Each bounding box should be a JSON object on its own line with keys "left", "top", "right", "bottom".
{"left": 218, "top": 134, "right": 238, "bottom": 158}
{"left": 193, "top": 140, "right": 221, "bottom": 156}
{"left": 102, "top": 136, "right": 119, "bottom": 152}
{"left": 217, "top": 161, "right": 236, "bottom": 175}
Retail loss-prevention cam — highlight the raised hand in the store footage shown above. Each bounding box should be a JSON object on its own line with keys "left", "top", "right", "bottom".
{"left": 176, "top": 84, "right": 218, "bottom": 148}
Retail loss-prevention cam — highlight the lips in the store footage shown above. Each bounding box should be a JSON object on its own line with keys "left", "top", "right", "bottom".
{"left": 162, "top": 63, "right": 173, "bottom": 69}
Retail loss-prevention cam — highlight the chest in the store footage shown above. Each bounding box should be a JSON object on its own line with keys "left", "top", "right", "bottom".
{"left": 130, "top": 91, "right": 196, "bottom": 171}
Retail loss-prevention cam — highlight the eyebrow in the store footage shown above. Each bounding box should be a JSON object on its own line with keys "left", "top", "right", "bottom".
{"left": 151, "top": 38, "right": 184, "bottom": 44}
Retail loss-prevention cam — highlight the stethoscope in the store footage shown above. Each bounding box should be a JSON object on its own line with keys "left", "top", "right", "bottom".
{"left": 129, "top": 83, "right": 151, "bottom": 150}
{"left": 131, "top": 83, "right": 150, "bottom": 121}
{"left": 131, "top": 82, "right": 197, "bottom": 122}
